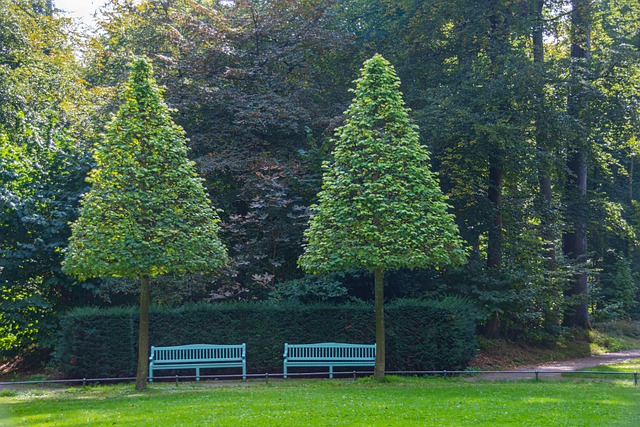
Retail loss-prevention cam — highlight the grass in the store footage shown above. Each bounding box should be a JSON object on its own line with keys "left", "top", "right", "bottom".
{"left": 1, "top": 377, "right": 639, "bottom": 426}
{"left": 566, "top": 358, "right": 640, "bottom": 381}
{"left": 584, "top": 358, "right": 640, "bottom": 372}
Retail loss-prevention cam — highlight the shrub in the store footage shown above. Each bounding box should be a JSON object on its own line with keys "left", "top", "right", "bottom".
{"left": 268, "top": 273, "right": 352, "bottom": 303}
{"left": 55, "top": 298, "right": 477, "bottom": 378}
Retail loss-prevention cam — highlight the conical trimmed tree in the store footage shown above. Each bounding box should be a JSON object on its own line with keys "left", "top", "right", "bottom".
{"left": 63, "top": 59, "right": 228, "bottom": 390}
{"left": 299, "top": 54, "right": 467, "bottom": 380}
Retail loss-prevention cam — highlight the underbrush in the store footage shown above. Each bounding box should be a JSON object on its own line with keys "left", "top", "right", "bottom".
{"left": 470, "top": 320, "right": 640, "bottom": 370}
{"left": 587, "top": 320, "right": 640, "bottom": 353}
{"left": 0, "top": 346, "right": 56, "bottom": 382}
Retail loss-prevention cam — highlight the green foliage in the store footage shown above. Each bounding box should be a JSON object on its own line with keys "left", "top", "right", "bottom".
{"left": 597, "top": 320, "right": 640, "bottom": 339}
{"left": 4, "top": 0, "right": 640, "bottom": 350}
{"left": 592, "top": 259, "right": 639, "bottom": 321}
{"left": 269, "top": 273, "right": 351, "bottom": 304}
{"left": 216, "top": 161, "right": 309, "bottom": 299}
{"left": 0, "top": 124, "right": 90, "bottom": 349}
{"left": 55, "top": 298, "right": 477, "bottom": 378}
{"left": 439, "top": 260, "right": 569, "bottom": 342}
{"left": 0, "top": 0, "right": 96, "bottom": 350}
{"left": 55, "top": 307, "right": 138, "bottom": 378}
{"left": 356, "top": 0, "right": 640, "bottom": 332}
{"left": 61, "top": 58, "right": 229, "bottom": 389}
{"left": 299, "top": 54, "right": 466, "bottom": 274}
{"left": 63, "top": 59, "right": 227, "bottom": 280}
{"left": 298, "top": 53, "right": 468, "bottom": 379}
{"left": 88, "top": 0, "right": 357, "bottom": 290}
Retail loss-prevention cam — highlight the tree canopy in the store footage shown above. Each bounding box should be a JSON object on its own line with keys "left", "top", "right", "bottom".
{"left": 299, "top": 54, "right": 466, "bottom": 274}
{"left": 0, "top": 0, "right": 93, "bottom": 350}
{"left": 63, "top": 58, "right": 227, "bottom": 280}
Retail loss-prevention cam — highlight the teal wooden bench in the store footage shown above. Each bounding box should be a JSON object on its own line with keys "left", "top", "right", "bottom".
{"left": 148, "top": 343, "right": 246, "bottom": 382}
{"left": 283, "top": 342, "right": 375, "bottom": 379}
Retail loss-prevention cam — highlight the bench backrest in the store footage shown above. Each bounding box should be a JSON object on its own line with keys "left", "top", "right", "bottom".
{"left": 284, "top": 343, "right": 375, "bottom": 360}
{"left": 151, "top": 344, "right": 245, "bottom": 364}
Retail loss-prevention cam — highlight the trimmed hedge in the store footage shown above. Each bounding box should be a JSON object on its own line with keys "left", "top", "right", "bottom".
{"left": 55, "top": 298, "right": 477, "bottom": 378}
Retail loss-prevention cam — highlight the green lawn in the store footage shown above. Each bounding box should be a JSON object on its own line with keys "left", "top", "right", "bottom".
{"left": 566, "top": 358, "right": 640, "bottom": 381}
{"left": 1, "top": 377, "right": 639, "bottom": 426}
{"left": 583, "top": 358, "right": 640, "bottom": 373}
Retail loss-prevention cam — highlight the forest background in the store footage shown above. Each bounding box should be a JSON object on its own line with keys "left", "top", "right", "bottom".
{"left": 2, "top": 0, "right": 640, "bottom": 355}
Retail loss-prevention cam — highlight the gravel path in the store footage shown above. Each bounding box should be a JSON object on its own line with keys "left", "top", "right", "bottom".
{"left": 471, "top": 348, "right": 640, "bottom": 381}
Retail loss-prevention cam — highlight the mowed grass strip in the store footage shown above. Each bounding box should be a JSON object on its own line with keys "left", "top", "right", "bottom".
{"left": 567, "top": 358, "right": 640, "bottom": 381}
{"left": 1, "top": 377, "right": 639, "bottom": 427}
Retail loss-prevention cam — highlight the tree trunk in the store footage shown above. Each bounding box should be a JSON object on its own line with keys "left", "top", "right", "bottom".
{"left": 562, "top": 0, "right": 591, "bottom": 329}
{"left": 484, "top": 313, "right": 501, "bottom": 339}
{"left": 135, "top": 275, "right": 151, "bottom": 390}
{"left": 532, "top": 1, "right": 560, "bottom": 332}
{"left": 487, "top": 155, "right": 504, "bottom": 270}
{"left": 563, "top": 150, "right": 590, "bottom": 328}
{"left": 485, "top": 155, "right": 504, "bottom": 338}
{"left": 486, "top": 1, "right": 507, "bottom": 272}
{"left": 532, "top": 0, "right": 544, "bottom": 65}
{"left": 533, "top": 0, "right": 556, "bottom": 266}
{"left": 373, "top": 267, "right": 385, "bottom": 381}
{"left": 483, "top": 2, "right": 508, "bottom": 339}
{"left": 629, "top": 154, "right": 634, "bottom": 204}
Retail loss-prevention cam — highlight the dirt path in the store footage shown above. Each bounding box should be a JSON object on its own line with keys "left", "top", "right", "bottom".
{"left": 472, "top": 348, "right": 640, "bottom": 381}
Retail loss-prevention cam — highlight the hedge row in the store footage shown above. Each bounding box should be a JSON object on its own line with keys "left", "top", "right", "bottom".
{"left": 55, "top": 298, "right": 477, "bottom": 378}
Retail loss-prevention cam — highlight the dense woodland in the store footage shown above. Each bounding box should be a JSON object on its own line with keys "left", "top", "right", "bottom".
{"left": 2, "top": 0, "right": 640, "bottom": 353}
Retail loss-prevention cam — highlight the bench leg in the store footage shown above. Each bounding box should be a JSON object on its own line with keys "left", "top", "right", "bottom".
{"left": 243, "top": 364, "right": 246, "bottom": 380}
{"left": 196, "top": 367, "right": 200, "bottom": 381}
{"left": 329, "top": 366, "right": 333, "bottom": 379}
{"left": 149, "top": 367, "right": 153, "bottom": 383}
{"left": 284, "top": 364, "right": 287, "bottom": 379}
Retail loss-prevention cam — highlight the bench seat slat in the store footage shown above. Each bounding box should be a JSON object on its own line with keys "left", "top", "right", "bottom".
{"left": 149, "top": 362, "right": 245, "bottom": 370}
{"left": 154, "top": 358, "right": 244, "bottom": 364}
{"left": 285, "top": 361, "right": 375, "bottom": 367}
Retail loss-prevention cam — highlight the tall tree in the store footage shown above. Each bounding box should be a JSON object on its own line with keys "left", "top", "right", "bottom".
{"left": 86, "top": 0, "right": 357, "bottom": 292}
{"left": 562, "top": 0, "right": 592, "bottom": 328}
{"left": 0, "top": 0, "right": 94, "bottom": 350}
{"left": 529, "top": 0, "right": 566, "bottom": 332}
{"left": 421, "top": 0, "right": 547, "bottom": 337}
{"left": 63, "top": 58, "right": 227, "bottom": 390}
{"left": 299, "top": 54, "right": 466, "bottom": 380}
{"left": 349, "top": 0, "right": 587, "bottom": 338}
